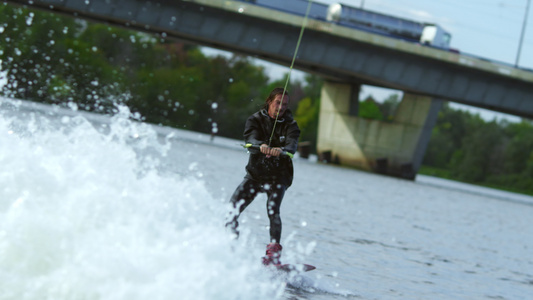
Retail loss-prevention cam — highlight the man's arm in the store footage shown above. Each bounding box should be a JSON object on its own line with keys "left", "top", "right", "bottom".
{"left": 282, "top": 120, "right": 300, "bottom": 154}
{"left": 243, "top": 115, "right": 264, "bottom": 154}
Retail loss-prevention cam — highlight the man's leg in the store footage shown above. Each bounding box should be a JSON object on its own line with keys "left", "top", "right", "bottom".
{"left": 265, "top": 183, "right": 286, "bottom": 244}
{"left": 262, "top": 183, "right": 286, "bottom": 265}
{"left": 225, "top": 178, "right": 260, "bottom": 237}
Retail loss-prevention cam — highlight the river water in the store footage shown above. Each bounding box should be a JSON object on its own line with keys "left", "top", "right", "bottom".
{"left": 1, "top": 98, "right": 532, "bottom": 300}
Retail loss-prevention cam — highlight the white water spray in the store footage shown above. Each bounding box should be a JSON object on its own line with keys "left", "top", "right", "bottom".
{"left": 0, "top": 98, "right": 284, "bottom": 300}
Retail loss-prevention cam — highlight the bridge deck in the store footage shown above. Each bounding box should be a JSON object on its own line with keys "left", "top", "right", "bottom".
{"left": 5, "top": 0, "right": 533, "bottom": 118}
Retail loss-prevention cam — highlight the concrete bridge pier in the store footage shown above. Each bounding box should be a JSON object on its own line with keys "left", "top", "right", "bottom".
{"left": 316, "top": 81, "right": 443, "bottom": 180}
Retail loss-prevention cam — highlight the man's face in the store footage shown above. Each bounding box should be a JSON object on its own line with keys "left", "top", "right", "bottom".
{"left": 268, "top": 94, "right": 289, "bottom": 118}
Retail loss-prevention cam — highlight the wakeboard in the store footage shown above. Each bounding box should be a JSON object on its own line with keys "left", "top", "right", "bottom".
{"left": 274, "top": 263, "right": 316, "bottom": 272}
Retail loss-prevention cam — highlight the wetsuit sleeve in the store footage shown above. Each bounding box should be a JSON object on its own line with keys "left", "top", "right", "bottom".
{"left": 243, "top": 114, "right": 264, "bottom": 154}
{"left": 282, "top": 120, "right": 300, "bottom": 154}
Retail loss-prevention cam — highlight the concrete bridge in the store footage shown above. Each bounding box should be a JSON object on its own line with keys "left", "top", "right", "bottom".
{"left": 6, "top": 0, "right": 533, "bottom": 179}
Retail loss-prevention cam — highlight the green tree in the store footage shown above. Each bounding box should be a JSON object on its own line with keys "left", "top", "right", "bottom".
{"left": 380, "top": 93, "right": 400, "bottom": 120}
{"left": 294, "top": 96, "right": 319, "bottom": 144}
{"left": 291, "top": 74, "right": 322, "bottom": 151}
{"left": 359, "top": 96, "right": 383, "bottom": 120}
{"left": 0, "top": 6, "right": 126, "bottom": 110}
{"left": 424, "top": 103, "right": 473, "bottom": 168}
{"left": 449, "top": 120, "right": 504, "bottom": 182}
{"left": 502, "top": 120, "right": 533, "bottom": 174}
{"left": 216, "top": 55, "right": 269, "bottom": 138}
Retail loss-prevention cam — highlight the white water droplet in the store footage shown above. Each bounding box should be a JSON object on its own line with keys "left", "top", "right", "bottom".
{"left": 25, "top": 13, "right": 34, "bottom": 26}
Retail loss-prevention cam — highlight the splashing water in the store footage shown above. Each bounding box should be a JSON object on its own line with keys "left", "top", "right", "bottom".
{"left": 0, "top": 98, "right": 285, "bottom": 300}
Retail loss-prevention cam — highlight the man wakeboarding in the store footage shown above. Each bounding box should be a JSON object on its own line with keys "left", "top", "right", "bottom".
{"left": 226, "top": 87, "right": 300, "bottom": 266}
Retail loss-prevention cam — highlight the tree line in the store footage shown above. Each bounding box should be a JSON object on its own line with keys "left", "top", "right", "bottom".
{"left": 423, "top": 104, "right": 533, "bottom": 195}
{"left": 1, "top": 5, "right": 532, "bottom": 195}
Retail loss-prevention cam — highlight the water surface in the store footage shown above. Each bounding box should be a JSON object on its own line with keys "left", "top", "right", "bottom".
{"left": 1, "top": 98, "right": 531, "bottom": 299}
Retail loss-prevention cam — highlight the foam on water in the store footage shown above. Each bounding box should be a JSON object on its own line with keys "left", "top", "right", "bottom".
{"left": 283, "top": 273, "right": 357, "bottom": 298}
{"left": 0, "top": 98, "right": 285, "bottom": 300}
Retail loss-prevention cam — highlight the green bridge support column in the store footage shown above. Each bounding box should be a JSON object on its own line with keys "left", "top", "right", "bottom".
{"left": 316, "top": 81, "right": 443, "bottom": 179}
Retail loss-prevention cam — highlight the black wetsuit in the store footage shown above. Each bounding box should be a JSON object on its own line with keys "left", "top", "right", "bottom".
{"left": 227, "top": 108, "right": 300, "bottom": 243}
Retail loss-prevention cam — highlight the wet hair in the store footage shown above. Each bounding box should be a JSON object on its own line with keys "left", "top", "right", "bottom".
{"left": 264, "top": 87, "right": 290, "bottom": 110}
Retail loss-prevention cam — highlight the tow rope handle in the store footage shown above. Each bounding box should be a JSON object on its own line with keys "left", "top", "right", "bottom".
{"left": 242, "top": 143, "right": 294, "bottom": 159}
